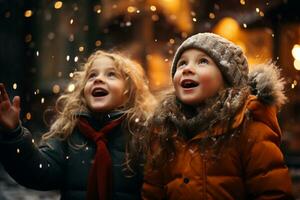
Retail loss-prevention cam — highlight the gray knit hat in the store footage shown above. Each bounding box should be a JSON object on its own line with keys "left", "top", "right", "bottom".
{"left": 171, "top": 32, "right": 249, "bottom": 87}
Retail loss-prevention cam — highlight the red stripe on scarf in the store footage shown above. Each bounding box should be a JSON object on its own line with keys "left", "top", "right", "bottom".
{"left": 78, "top": 116, "right": 124, "bottom": 200}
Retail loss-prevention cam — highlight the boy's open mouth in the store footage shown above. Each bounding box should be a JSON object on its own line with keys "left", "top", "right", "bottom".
{"left": 92, "top": 88, "right": 109, "bottom": 97}
{"left": 181, "top": 79, "right": 199, "bottom": 88}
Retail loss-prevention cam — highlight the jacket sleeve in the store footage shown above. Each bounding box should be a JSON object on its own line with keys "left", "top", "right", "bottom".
{"left": 0, "top": 125, "right": 66, "bottom": 190}
{"left": 142, "top": 161, "right": 167, "bottom": 200}
{"left": 240, "top": 121, "right": 294, "bottom": 199}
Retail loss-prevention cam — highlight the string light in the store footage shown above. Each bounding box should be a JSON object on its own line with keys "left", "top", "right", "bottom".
{"left": 127, "top": 6, "right": 137, "bottom": 13}
{"left": 95, "top": 40, "right": 102, "bottom": 47}
{"left": 25, "top": 34, "right": 32, "bottom": 43}
{"left": 259, "top": 11, "right": 264, "bottom": 17}
{"left": 292, "top": 44, "right": 300, "bottom": 60}
{"left": 54, "top": 1, "right": 63, "bottom": 9}
{"left": 26, "top": 112, "right": 32, "bottom": 120}
{"left": 52, "top": 84, "right": 60, "bottom": 94}
{"left": 294, "top": 59, "right": 300, "bottom": 70}
{"left": 34, "top": 89, "right": 40, "bottom": 95}
{"left": 79, "top": 46, "right": 84, "bottom": 52}
{"left": 209, "top": 13, "right": 215, "bottom": 19}
{"left": 169, "top": 38, "right": 175, "bottom": 44}
{"left": 13, "top": 83, "right": 17, "bottom": 90}
{"left": 94, "top": 5, "right": 101, "bottom": 14}
{"left": 24, "top": 10, "right": 33, "bottom": 18}
{"left": 150, "top": 5, "right": 156, "bottom": 12}
{"left": 68, "top": 84, "right": 75, "bottom": 92}
{"left": 151, "top": 15, "right": 159, "bottom": 21}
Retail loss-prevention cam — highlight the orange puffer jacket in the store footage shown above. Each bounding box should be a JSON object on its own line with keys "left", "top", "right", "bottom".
{"left": 143, "top": 64, "right": 294, "bottom": 200}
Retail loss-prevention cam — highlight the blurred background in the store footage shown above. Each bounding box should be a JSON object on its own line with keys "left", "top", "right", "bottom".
{"left": 0, "top": 0, "right": 299, "bottom": 199}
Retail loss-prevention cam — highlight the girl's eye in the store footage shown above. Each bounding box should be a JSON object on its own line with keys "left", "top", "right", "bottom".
{"left": 107, "top": 71, "right": 117, "bottom": 77}
{"left": 88, "top": 72, "right": 97, "bottom": 79}
{"left": 177, "top": 60, "right": 187, "bottom": 67}
{"left": 199, "top": 58, "right": 209, "bottom": 65}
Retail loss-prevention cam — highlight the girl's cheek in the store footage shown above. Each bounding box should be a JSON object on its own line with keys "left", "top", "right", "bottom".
{"left": 200, "top": 73, "right": 215, "bottom": 87}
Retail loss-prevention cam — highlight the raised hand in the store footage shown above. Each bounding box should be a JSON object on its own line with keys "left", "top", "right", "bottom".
{"left": 0, "top": 83, "right": 20, "bottom": 130}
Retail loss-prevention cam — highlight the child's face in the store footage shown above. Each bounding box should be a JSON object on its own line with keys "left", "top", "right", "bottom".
{"left": 83, "top": 56, "right": 127, "bottom": 112}
{"left": 173, "top": 49, "right": 225, "bottom": 105}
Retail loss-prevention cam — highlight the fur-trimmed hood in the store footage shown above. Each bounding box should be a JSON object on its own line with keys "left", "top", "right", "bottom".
{"left": 248, "top": 61, "right": 287, "bottom": 109}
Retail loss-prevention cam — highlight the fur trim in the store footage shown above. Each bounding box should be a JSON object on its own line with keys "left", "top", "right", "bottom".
{"left": 248, "top": 62, "right": 287, "bottom": 108}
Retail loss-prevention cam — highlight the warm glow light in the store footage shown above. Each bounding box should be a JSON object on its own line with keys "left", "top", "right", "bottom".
{"left": 94, "top": 5, "right": 101, "bottom": 13}
{"left": 26, "top": 112, "right": 32, "bottom": 120}
{"left": 292, "top": 44, "right": 300, "bottom": 60}
{"left": 79, "top": 46, "right": 84, "bottom": 52}
{"left": 54, "top": 1, "right": 63, "bottom": 9}
{"left": 259, "top": 11, "right": 264, "bottom": 17}
{"left": 127, "top": 6, "right": 137, "bottom": 13}
{"left": 150, "top": 5, "right": 157, "bottom": 12}
{"left": 209, "top": 13, "right": 215, "bottom": 19}
{"left": 240, "top": 0, "right": 245, "bottom": 5}
{"left": 52, "top": 84, "right": 60, "bottom": 94}
{"left": 24, "top": 10, "right": 33, "bottom": 17}
{"left": 294, "top": 59, "right": 300, "bottom": 71}
{"left": 68, "top": 84, "right": 75, "bottom": 92}
{"left": 213, "top": 17, "right": 240, "bottom": 40}
{"left": 95, "top": 40, "right": 102, "bottom": 47}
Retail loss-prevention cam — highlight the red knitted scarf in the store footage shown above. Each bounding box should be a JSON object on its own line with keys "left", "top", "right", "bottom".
{"left": 77, "top": 116, "right": 124, "bottom": 200}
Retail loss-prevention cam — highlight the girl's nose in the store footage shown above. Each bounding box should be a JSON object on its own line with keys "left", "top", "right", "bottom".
{"left": 182, "top": 63, "right": 195, "bottom": 75}
{"left": 94, "top": 74, "right": 105, "bottom": 84}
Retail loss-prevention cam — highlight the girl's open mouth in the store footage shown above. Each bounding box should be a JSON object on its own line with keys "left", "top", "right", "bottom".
{"left": 92, "top": 88, "right": 109, "bottom": 97}
{"left": 181, "top": 79, "right": 199, "bottom": 88}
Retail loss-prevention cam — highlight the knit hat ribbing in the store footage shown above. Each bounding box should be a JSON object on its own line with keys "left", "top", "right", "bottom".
{"left": 171, "top": 32, "right": 249, "bottom": 87}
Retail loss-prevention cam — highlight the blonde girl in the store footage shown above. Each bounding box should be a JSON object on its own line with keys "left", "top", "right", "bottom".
{"left": 0, "top": 50, "right": 156, "bottom": 200}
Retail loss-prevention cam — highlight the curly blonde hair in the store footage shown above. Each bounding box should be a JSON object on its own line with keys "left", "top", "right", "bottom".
{"left": 42, "top": 51, "right": 157, "bottom": 167}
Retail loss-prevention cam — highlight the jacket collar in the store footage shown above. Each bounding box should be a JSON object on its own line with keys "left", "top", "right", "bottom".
{"left": 189, "top": 95, "right": 281, "bottom": 141}
{"left": 77, "top": 111, "right": 125, "bottom": 131}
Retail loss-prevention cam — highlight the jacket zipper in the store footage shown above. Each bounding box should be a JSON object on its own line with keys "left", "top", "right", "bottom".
{"left": 202, "top": 155, "right": 207, "bottom": 200}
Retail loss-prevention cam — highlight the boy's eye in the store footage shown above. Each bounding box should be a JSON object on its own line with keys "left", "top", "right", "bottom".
{"left": 199, "top": 58, "right": 209, "bottom": 65}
